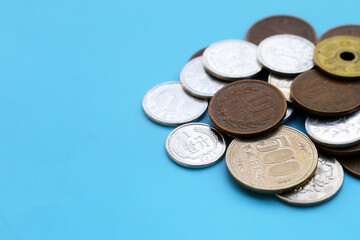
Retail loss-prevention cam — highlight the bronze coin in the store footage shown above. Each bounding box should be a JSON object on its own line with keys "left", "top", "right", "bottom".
{"left": 318, "top": 24, "right": 360, "bottom": 42}
{"left": 245, "top": 15, "right": 317, "bottom": 45}
{"left": 209, "top": 79, "right": 286, "bottom": 137}
{"left": 337, "top": 155, "right": 360, "bottom": 178}
{"left": 290, "top": 69, "right": 360, "bottom": 117}
{"left": 315, "top": 142, "right": 360, "bottom": 157}
{"left": 188, "top": 47, "right": 206, "bottom": 61}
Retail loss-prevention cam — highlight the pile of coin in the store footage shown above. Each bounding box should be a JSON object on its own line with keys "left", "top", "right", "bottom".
{"left": 142, "top": 15, "right": 360, "bottom": 206}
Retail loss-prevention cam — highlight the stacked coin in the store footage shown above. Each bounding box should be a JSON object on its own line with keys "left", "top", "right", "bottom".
{"left": 142, "top": 15, "right": 360, "bottom": 206}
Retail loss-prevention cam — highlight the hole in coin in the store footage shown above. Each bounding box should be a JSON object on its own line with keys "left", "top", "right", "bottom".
{"left": 340, "top": 51, "right": 355, "bottom": 61}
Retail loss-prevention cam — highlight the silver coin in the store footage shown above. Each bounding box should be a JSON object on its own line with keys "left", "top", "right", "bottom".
{"left": 166, "top": 123, "right": 226, "bottom": 168}
{"left": 180, "top": 56, "right": 227, "bottom": 99}
{"left": 257, "top": 34, "right": 315, "bottom": 76}
{"left": 277, "top": 154, "right": 344, "bottom": 205}
{"left": 268, "top": 73, "right": 293, "bottom": 102}
{"left": 282, "top": 106, "right": 294, "bottom": 123}
{"left": 203, "top": 39, "right": 262, "bottom": 81}
{"left": 142, "top": 82, "right": 208, "bottom": 126}
{"left": 305, "top": 110, "right": 360, "bottom": 148}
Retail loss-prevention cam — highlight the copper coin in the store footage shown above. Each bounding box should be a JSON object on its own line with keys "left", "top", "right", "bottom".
{"left": 315, "top": 142, "right": 360, "bottom": 157}
{"left": 290, "top": 69, "right": 360, "bottom": 117}
{"left": 188, "top": 47, "right": 206, "bottom": 61}
{"left": 318, "top": 24, "right": 360, "bottom": 42}
{"left": 337, "top": 155, "right": 360, "bottom": 178}
{"left": 209, "top": 79, "right": 287, "bottom": 137}
{"left": 246, "top": 15, "right": 317, "bottom": 45}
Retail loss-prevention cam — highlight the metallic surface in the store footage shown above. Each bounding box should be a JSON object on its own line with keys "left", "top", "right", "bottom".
{"left": 282, "top": 106, "right": 294, "bottom": 123}
{"left": 337, "top": 155, "right": 360, "bottom": 178}
{"left": 209, "top": 80, "right": 286, "bottom": 137}
{"left": 306, "top": 110, "right": 360, "bottom": 148}
{"left": 314, "top": 36, "right": 360, "bottom": 79}
{"left": 277, "top": 154, "right": 344, "bottom": 205}
{"left": 226, "top": 126, "right": 318, "bottom": 193}
{"left": 290, "top": 69, "right": 360, "bottom": 117}
{"left": 180, "top": 56, "right": 227, "bottom": 99}
{"left": 268, "top": 73, "right": 293, "bottom": 102}
{"left": 166, "top": 123, "right": 226, "bottom": 168}
{"left": 257, "top": 34, "right": 315, "bottom": 76}
{"left": 189, "top": 47, "right": 206, "bottom": 61}
{"left": 315, "top": 142, "right": 360, "bottom": 157}
{"left": 246, "top": 15, "right": 317, "bottom": 45}
{"left": 318, "top": 24, "right": 360, "bottom": 43}
{"left": 203, "top": 40, "right": 261, "bottom": 80}
{"left": 142, "top": 82, "right": 208, "bottom": 126}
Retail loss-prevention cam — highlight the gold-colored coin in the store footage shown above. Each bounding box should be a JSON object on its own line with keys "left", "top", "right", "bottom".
{"left": 314, "top": 36, "right": 360, "bottom": 79}
{"left": 226, "top": 126, "right": 318, "bottom": 193}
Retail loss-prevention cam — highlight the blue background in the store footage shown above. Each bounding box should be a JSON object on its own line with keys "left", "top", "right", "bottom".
{"left": 0, "top": 0, "right": 358, "bottom": 239}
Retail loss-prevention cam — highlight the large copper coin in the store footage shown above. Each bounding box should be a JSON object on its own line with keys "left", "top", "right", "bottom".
{"left": 290, "top": 69, "right": 360, "bottom": 117}
{"left": 314, "top": 36, "right": 360, "bottom": 79}
{"left": 226, "top": 126, "right": 318, "bottom": 193}
{"left": 318, "top": 24, "right": 360, "bottom": 42}
{"left": 189, "top": 47, "right": 206, "bottom": 61}
{"left": 337, "top": 155, "right": 360, "bottom": 178}
{"left": 315, "top": 142, "right": 360, "bottom": 157}
{"left": 209, "top": 80, "right": 286, "bottom": 137}
{"left": 246, "top": 15, "right": 317, "bottom": 45}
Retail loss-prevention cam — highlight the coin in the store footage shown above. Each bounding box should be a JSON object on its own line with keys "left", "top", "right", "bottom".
{"left": 315, "top": 142, "right": 360, "bottom": 157}
{"left": 166, "top": 123, "right": 226, "bottom": 168}
{"left": 246, "top": 15, "right": 317, "bottom": 45}
{"left": 318, "top": 24, "right": 360, "bottom": 42}
{"left": 305, "top": 110, "right": 360, "bottom": 148}
{"left": 180, "top": 56, "right": 227, "bottom": 99}
{"left": 337, "top": 155, "right": 360, "bottom": 178}
{"left": 276, "top": 154, "right": 343, "bottom": 205}
{"left": 142, "top": 82, "right": 208, "bottom": 126}
{"left": 202, "top": 40, "right": 262, "bottom": 81}
{"left": 189, "top": 47, "right": 206, "bottom": 61}
{"left": 282, "top": 106, "right": 294, "bottom": 123}
{"left": 290, "top": 69, "right": 360, "bottom": 117}
{"left": 257, "top": 34, "right": 315, "bottom": 76}
{"left": 314, "top": 36, "right": 360, "bottom": 79}
{"left": 226, "top": 126, "right": 318, "bottom": 193}
{"left": 268, "top": 73, "right": 293, "bottom": 102}
{"left": 209, "top": 80, "right": 287, "bottom": 137}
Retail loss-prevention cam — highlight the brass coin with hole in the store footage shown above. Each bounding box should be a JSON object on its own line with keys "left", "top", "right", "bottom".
{"left": 314, "top": 36, "right": 360, "bottom": 79}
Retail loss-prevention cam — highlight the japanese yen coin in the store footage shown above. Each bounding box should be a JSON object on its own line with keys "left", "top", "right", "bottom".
{"left": 166, "top": 123, "right": 226, "bottom": 168}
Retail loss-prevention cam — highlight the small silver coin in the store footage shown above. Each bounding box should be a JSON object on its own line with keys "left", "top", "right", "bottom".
{"left": 203, "top": 39, "right": 262, "bottom": 81}
{"left": 180, "top": 56, "right": 227, "bottom": 99}
{"left": 277, "top": 154, "right": 344, "bottom": 206}
{"left": 268, "top": 73, "right": 293, "bottom": 102}
{"left": 166, "top": 123, "right": 226, "bottom": 168}
{"left": 282, "top": 106, "right": 294, "bottom": 123}
{"left": 142, "top": 82, "right": 208, "bottom": 126}
{"left": 305, "top": 110, "right": 360, "bottom": 148}
{"left": 257, "top": 34, "right": 315, "bottom": 76}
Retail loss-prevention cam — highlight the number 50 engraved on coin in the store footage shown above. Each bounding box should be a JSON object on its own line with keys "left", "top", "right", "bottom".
{"left": 226, "top": 126, "right": 318, "bottom": 193}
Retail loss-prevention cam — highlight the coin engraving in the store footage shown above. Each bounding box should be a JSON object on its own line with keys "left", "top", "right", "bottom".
{"left": 180, "top": 56, "right": 227, "bottom": 99}
{"left": 209, "top": 80, "right": 286, "bottom": 137}
{"left": 314, "top": 36, "right": 360, "bottom": 78}
{"left": 277, "top": 154, "right": 343, "bottom": 205}
{"left": 226, "top": 126, "right": 318, "bottom": 193}
{"left": 290, "top": 70, "right": 360, "bottom": 116}
{"left": 268, "top": 73, "right": 293, "bottom": 102}
{"left": 203, "top": 40, "right": 262, "bottom": 80}
{"left": 142, "top": 82, "right": 208, "bottom": 126}
{"left": 166, "top": 123, "right": 226, "bottom": 168}
{"left": 306, "top": 110, "right": 360, "bottom": 148}
{"left": 257, "top": 34, "right": 315, "bottom": 75}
